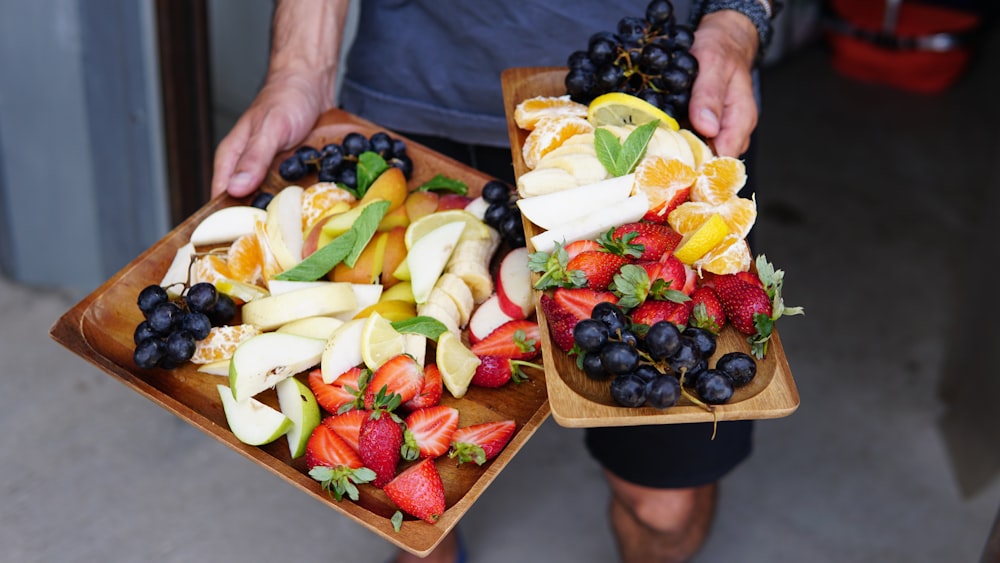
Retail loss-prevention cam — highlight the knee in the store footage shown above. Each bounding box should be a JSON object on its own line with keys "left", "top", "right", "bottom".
{"left": 615, "top": 482, "right": 717, "bottom": 536}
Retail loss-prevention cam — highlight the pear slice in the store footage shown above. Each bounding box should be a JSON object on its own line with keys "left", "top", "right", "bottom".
{"left": 217, "top": 384, "right": 292, "bottom": 446}
{"left": 276, "top": 316, "right": 344, "bottom": 340}
{"left": 530, "top": 193, "right": 649, "bottom": 253}
{"left": 407, "top": 221, "right": 465, "bottom": 305}
{"left": 241, "top": 282, "right": 356, "bottom": 331}
{"left": 190, "top": 206, "right": 267, "bottom": 246}
{"left": 264, "top": 186, "right": 305, "bottom": 271}
{"left": 229, "top": 332, "right": 325, "bottom": 402}
{"left": 160, "top": 242, "right": 196, "bottom": 298}
{"left": 276, "top": 377, "right": 321, "bottom": 459}
{"left": 516, "top": 174, "right": 634, "bottom": 231}
{"left": 320, "top": 318, "right": 366, "bottom": 384}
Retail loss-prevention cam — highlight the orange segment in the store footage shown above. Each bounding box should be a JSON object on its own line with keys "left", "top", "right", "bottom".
{"left": 696, "top": 234, "right": 751, "bottom": 275}
{"left": 717, "top": 195, "right": 757, "bottom": 240}
{"left": 253, "top": 219, "right": 283, "bottom": 282}
{"left": 191, "top": 254, "right": 232, "bottom": 286}
{"left": 633, "top": 156, "right": 698, "bottom": 219}
{"left": 226, "top": 233, "right": 264, "bottom": 286}
{"left": 669, "top": 194, "right": 756, "bottom": 240}
{"left": 514, "top": 95, "right": 589, "bottom": 130}
{"left": 522, "top": 115, "right": 594, "bottom": 169}
{"left": 190, "top": 324, "right": 261, "bottom": 364}
{"left": 301, "top": 182, "right": 357, "bottom": 231}
{"left": 691, "top": 156, "right": 747, "bottom": 206}
{"left": 667, "top": 200, "right": 717, "bottom": 235}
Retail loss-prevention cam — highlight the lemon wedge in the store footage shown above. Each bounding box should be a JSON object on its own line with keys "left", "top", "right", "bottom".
{"left": 404, "top": 209, "right": 491, "bottom": 249}
{"left": 673, "top": 213, "right": 730, "bottom": 264}
{"left": 360, "top": 311, "right": 406, "bottom": 371}
{"left": 587, "top": 92, "right": 680, "bottom": 131}
{"left": 436, "top": 331, "right": 481, "bottom": 399}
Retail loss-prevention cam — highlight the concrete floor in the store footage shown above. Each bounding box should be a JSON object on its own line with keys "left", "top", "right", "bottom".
{"left": 5, "top": 23, "right": 1000, "bottom": 563}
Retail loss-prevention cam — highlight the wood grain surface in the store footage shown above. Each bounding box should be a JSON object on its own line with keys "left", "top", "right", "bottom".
{"left": 49, "top": 109, "right": 551, "bottom": 557}
{"left": 500, "top": 66, "right": 800, "bottom": 428}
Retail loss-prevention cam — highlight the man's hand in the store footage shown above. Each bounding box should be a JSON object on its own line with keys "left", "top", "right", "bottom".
{"left": 688, "top": 10, "right": 760, "bottom": 157}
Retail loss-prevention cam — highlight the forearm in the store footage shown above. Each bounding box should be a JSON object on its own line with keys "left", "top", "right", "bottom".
{"left": 268, "top": 0, "right": 350, "bottom": 108}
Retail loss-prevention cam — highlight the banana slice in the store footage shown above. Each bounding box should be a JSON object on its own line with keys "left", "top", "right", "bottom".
{"left": 517, "top": 167, "right": 579, "bottom": 197}
{"left": 416, "top": 300, "right": 461, "bottom": 336}
{"left": 446, "top": 261, "right": 493, "bottom": 304}
{"left": 434, "top": 272, "right": 475, "bottom": 327}
{"left": 534, "top": 153, "right": 608, "bottom": 186}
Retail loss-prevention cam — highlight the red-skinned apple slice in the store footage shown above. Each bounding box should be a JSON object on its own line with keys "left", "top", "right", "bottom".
{"left": 495, "top": 247, "right": 534, "bottom": 319}
{"left": 467, "top": 293, "right": 516, "bottom": 344}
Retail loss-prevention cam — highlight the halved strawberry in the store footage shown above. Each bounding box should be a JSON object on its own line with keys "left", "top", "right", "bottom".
{"left": 553, "top": 287, "right": 618, "bottom": 321}
{"left": 539, "top": 294, "right": 577, "bottom": 352}
{"left": 363, "top": 354, "right": 423, "bottom": 410}
{"left": 309, "top": 368, "right": 364, "bottom": 415}
{"left": 324, "top": 410, "right": 367, "bottom": 453}
{"left": 402, "top": 405, "right": 459, "bottom": 460}
{"left": 613, "top": 222, "right": 682, "bottom": 261}
{"left": 566, "top": 250, "right": 630, "bottom": 291}
{"left": 383, "top": 458, "right": 446, "bottom": 524}
{"left": 643, "top": 186, "right": 691, "bottom": 224}
{"left": 563, "top": 239, "right": 601, "bottom": 261}
{"left": 305, "top": 424, "right": 375, "bottom": 502}
{"left": 470, "top": 355, "right": 540, "bottom": 388}
{"left": 448, "top": 420, "right": 517, "bottom": 466}
{"left": 402, "top": 363, "right": 443, "bottom": 411}
{"left": 470, "top": 320, "right": 540, "bottom": 360}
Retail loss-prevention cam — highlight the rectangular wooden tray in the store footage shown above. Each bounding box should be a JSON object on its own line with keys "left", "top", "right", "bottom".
{"left": 500, "top": 66, "right": 800, "bottom": 428}
{"left": 49, "top": 109, "right": 551, "bottom": 557}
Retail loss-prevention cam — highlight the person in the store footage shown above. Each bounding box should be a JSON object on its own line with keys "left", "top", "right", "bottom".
{"left": 212, "top": 1, "right": 776, "bottom": 561}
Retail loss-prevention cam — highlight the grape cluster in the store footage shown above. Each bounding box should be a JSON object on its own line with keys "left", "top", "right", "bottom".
{"left": 480, "top": 180, "right": 526, "bottom": 248}
{"left": 132, "top": 282, "right": 236, "bottom": 370}
{"left": 564, "top": 0, "right": 699, "bottom": 123}
{"left": 572, "top": 302, "right": 757, "bottom": 409}
{"left": 278, "top": 131, "right": 412, "bottom": 188}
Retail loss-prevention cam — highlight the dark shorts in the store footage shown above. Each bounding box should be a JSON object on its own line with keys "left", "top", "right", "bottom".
{"left": 401, "top": 130, "right": 757, "bottom": 489}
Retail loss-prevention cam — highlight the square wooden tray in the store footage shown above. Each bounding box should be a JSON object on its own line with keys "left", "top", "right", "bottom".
{"left": 49, "top": 109, "right": 551, "bottom": 557}
{"left": 500, "top": 66, "right": 800, "bottom": 428}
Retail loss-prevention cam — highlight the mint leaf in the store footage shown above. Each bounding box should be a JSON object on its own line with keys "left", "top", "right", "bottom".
{"left": 355, "top": 152, "right": 389, "bottom": 197}
{"left": 615, "top": 120, "right": 658, "bottom": 175}
{"left": 418, "top": 174, "right": 468, "bottom": 195}
{"left": 344, "top": 200, "right": 390, "bottom": 267}
{"left": 594, "top": 128, "right": 623, "bottom": 176}
{"left": 274, "top": 230, "right": 357, "bottom": 281}
{"left": 391, "top": 316, "right": 449, "bottom": 340}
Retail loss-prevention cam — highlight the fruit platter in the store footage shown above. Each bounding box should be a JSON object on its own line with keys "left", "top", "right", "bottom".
{"left": 501, "top": 66, "right": 802, "bottom": 428}
{"left": 49, "top": 109, "right": 552, "bottom": 557}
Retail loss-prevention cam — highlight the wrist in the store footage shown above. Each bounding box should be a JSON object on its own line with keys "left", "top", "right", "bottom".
{"left": 699, "top": 0, "right": 776, "bottom": 61}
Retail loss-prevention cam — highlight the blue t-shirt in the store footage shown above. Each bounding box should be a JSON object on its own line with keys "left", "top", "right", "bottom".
{"left": 340, "top": 0, "right": 696, "bottom": 147}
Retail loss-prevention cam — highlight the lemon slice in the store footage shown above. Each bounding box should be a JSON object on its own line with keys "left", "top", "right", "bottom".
{"left": 436, "top": 331, "right": 481, "bottom": 399}
{"left": 360, "top": 311, "right": 406, "bottom": 371}
{"left": 587, "top": 92, "right": 680, "bottom": 131}
{"left": 673, "top": 213, "right": 730, "bottom": 264}
{"left": 404, "top": 210, "right": 491, "bottom": 249}
{"left": 215, "top": 278, "right": 270, "bottom": 303}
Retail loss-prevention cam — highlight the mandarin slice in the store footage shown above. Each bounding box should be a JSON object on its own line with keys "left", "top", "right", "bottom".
{"left": 301, "top": 182, "right": 357, "bottom": 231}
{"left": 191, "top": 254, "right": 232, "bottom": 286}
{"left": 226, "top": 233, "right": 264, "bottom": 286}
{"left": 190, "top": 324, "right": 261, "bottom": 364}
{"left": 522, "top": 115, "right": 593, "bottom": 169}
{"left": 633, "top": 156, "right": 698, "bottom": 219}
{"left": 695, "top": 233, "right": 751, "bottom": 275}
{"left": 514, "top": 95, "right": 588, "bottom": 130}
{"left": 691, "top": 156, "right": 747, "bottom": 206}
{"left": 668, "top": 200, "right": 718, "bottom": 235}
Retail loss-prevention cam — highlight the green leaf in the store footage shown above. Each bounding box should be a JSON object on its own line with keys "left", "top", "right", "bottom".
{"left": 355, "top": 152, "right": 389, "bottom": 197}
{"left": 610, "top": 264, "right": 650, "bottom": 310}
{"left": 615, "top": 120, "right": 658, "bottom": 175}
{"left": 391, "top": 316, "right": 449, "bottom": 340}
{"left": 528, "top": 243, "right": 586, "bottom": 290}
{"left": 274, "top": 230, "right": 357, "bottom": 281}
{"left": 594, "top": 128, "right": 623, "bottom": 176}
{"left": 391, "top": 511, "right": 404, "bottom": 532}
{"left": 344, "top": 200, "right": 391, "bottom": 267}
{"left": 418, "top": 173, "right": 468, "bottom": 195}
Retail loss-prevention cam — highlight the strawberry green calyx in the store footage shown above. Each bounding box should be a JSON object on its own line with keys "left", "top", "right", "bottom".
{"left": 509, "top": 359, "right": 543, "bottom": 384}
{"left": 309, "top": 465, "right": 376, "bottom": 502}
{"left": 369, "top": 384, "right": 404, "bottom": 416}
{"left": 690, "top": 302, "right": 721, "bottom": 334}
{"left": 449, "top": 442, "right": 489, "bottom": 466}
{"left": 597, "top": 228, "right": 643, "bottom": 259}
{"left": 747, "top": 254, "right": 805, "bottom": 358}
{"left": 528, "top": 242, "right": 587, "bottom": 290}
{"left": 512, "top": 329, "right": 537, "bottom": 355}
{"left": 611, "top": 264, "right": 689, "bottom": 310}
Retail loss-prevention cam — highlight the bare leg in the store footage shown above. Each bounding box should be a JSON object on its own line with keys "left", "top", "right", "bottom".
{"left": 604, "top": 470, "right": 717, "bottom": 563}
{"left": 392, "top": 530, "right": 459, "bottom": 563}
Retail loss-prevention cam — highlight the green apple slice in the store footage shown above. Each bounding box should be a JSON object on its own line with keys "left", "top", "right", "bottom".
{"left": 229, "top": 332, "right": 325, "bottom": 402}
{"left": 407, "top": 221, "right": 465, "bottom": 305}
{"left": 241, "top": 282, "right": 357, "bottom": 331}
{"left": 276, "top": 377, "right": 321, "bottom": 459}
{"left": 217, "top": 384, "right": 292, "bottom": 446}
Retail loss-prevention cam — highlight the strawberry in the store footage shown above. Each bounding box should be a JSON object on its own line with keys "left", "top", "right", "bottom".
{"left": 402, "top": 363, "right": 443, "bottom": 411}
{"left": 630, "top": 299, "right": 692, "bottom": 328}
{"left": 539, "top": 294, "right": 578, "bottom": 352}
{"left": 449, "top": 420, "right": 517, "bottom": 466}
{"left": 553, "top": 287, "right": 618, "bottom": 320}
{"left": 735, "top": 270, "right": 764, "bottom": 289}
{"left": 309, "top": 368, "right": 365, "bottom": 414}
{"left": 470, "top": 354, "right": 542, "bottom": 388}
{"left": 383, "top": 458, "right": 446, "bottom": 524}
{"left": 613, "top": 222, "right": 682, "bottom": 261}
{"left": 402, "top": 405, "right": 459, "bottom": 460}
{"left": 688, "top": 286, "right": 726, "bottom": 334}
{"left": 324, "top": 410, "right": 367, "bottom": 453}
{"left": 364, "top": 354, "right": 424, "bottom": 410}
{"left": 470, "top": 320, "right": 540, "bottom": 360}
{"left": 563, "top": 239, "right": 601, "bottom": 260}
{"left": 358, "top": 390, "right": 405, "bottom": 488}
{"left": 643, "top": 187, "right": 691, "bottom": 224}
{"left": 305, "top": 424, "right": 375, "bottom": 502}
{"left": 711, "top": 255, "right": 804, "bottom": 358}
{"left": 566, "top": 250, "right": 631, "bottom": 291}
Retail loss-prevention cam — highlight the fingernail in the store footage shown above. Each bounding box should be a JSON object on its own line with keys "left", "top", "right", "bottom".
{"left": 699, "top": 108, "right": 720, "bottom": 132}
{"left": 230, "top": 172, "right": 253, "bottom": 193}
